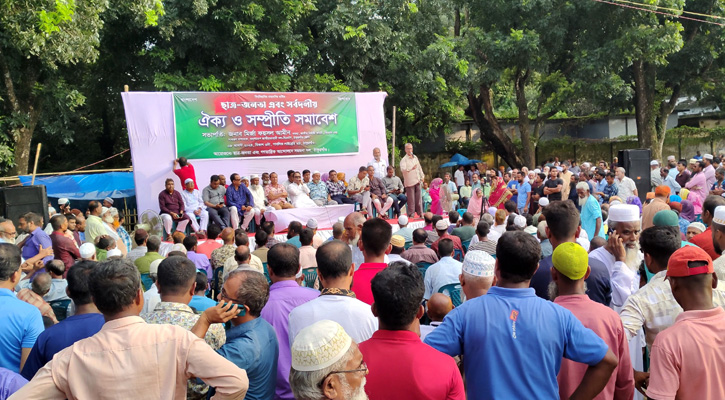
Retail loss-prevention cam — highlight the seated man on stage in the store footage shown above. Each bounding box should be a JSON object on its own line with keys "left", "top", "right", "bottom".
{"left": 288, "top": 171, "right": 318, "bottom": 208}
{"left": 383, "top": 166, "right": 407, "bottom": 218}
{"left": 248, "top": 174, "right": 267, "bottom": 225}
{"left": 202, "top": 174, "right": 231, "bottom": 228}
{"left": 348, "top": 166, "right": 372, "bottom": 213}
{"left": 325, "top": 170, "right": 356, "bottom": 205}
{"left": 367, "top": 165, "right": 395, "bottom": 217}
{"left": 180, "top": 178, "right": 209, "bottom": 233}
{"left": 226, "top": 173, "right": 255, "bottom": 230}
{"left": 158, "top": 178, "right": 191, "bottom": 235}
{"left": 308, "top": 170, "right": 337, "bottom": 206}
{"left": 265, "top": 172, "right": 294, "bottom": 210}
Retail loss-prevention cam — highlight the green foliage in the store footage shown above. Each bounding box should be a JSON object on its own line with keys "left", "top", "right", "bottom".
{"left": 444, "top": 139, "right": 483, "bottom": 157}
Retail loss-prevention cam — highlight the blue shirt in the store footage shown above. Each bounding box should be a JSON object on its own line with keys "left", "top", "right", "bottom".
{"left": 286, "top": 236, "right": 301, "bottom": 249}
{"left": 216, "top": 318, "right": 278, "bottom": 400}
{"left": 424, "top": 286, "right": 609, "bottom": 399}
{"left": 580, "top": 195, "right": 604, "bottom": 239}
{"left": 20, "top": 313, "right": 105, "bottom": 380}
{"left": 21, "top": 227, "right": 53, "bottom": 264}
{"left": 189, "top": 295, "right": 217, "bottom": 313}
{"left": 516, "top": 182, "right": 531, "bottom": 209}
{"left": 306, "top": 181, "right": 329, "bottom": 201}
{"left": 225, "top": 184, "right": 253, "bottom": 211}
{"left": 0, "top": 289, "right": 44, "bottom": 372}
{"left": 507, "top": 180, "right": 519, "bottom": 204}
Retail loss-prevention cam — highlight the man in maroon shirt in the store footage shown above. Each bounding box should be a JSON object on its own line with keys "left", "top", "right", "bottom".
{"left": 359, "top": 261, "right": 465, "bottom": 400}
{"left": 431, "top": 219, "right": 464, "bottom": 257}
{"left": 49, "top": 215, "right": 80, "bottom": 269}
{"left": 158, "top": 178, "right": 191, "bottom": 236}
{"left": 173, "top": 157, "right": 198, "bottom": 190}
{"left": 351, "top": 218, "right": 391, "bottom": 305}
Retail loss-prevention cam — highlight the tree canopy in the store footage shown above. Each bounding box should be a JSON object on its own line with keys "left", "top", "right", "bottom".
{"left": 0, "top": 0, "right": 723, "bottom": 174}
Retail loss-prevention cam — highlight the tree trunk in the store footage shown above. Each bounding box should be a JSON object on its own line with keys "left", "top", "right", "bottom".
{"left": 515, "top": 68, "right": 535, "bottom": 167}
{"left": 633, "top": 60, "right": 657, "bottom": 153}
{"left": 653, "top": 85, "right": 681, "bottom": 161}
{"left": 467, "top": 84, "right": 525, "bottom": 168}
{"left": 454, "top": 8, "right": 461, "bottom": 37}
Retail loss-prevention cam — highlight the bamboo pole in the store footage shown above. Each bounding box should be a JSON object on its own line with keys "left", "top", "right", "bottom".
{"left": 391, "top": 106, "right": 396, "bottom": 167}
{"left": 30, "top": 143, "right": 42, "bottom": 185}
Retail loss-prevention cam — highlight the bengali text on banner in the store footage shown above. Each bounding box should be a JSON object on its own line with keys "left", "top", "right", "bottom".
{"left": 173, "top": 92, "right": 359, "bottom": 160}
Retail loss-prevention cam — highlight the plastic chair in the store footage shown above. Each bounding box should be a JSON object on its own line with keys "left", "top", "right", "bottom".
{"left": 457, "top": 209, "right": 466, "bottom": 217}
{"left": 417, "top": 262, "right": 433, "bottom": 279}
{"left": 461, "top": 240, "right": 471, "bottom": 252}
{"left": 50, "top": 299, "right": 72, "bottom": 322}
{"left": 404, "top": 240, "right": 413, "bottom": 250}
{"left": 302, "top": 268, "right": 318, "bottom": 289}
{"left": 453, "top": 248, "right": 464, "bottom": 262}
{"left": 438, "top": 283, "right": 463, "bottom": 307}
{"left": 140, "top": 273, "right": 153, "bottom": 291}
{"left": 263, "top": 262, "right": 271, "bottom": 285}
{"left": 210, "top": 267, "right": 224, "bottom": 299}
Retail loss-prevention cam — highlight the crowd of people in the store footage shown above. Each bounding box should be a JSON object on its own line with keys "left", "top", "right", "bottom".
{"left": 2, "top": 147, "right": 725, "bottom": 400}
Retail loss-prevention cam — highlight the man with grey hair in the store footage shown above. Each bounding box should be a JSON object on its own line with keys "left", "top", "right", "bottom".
{"left": 588, "top": 204, "right": 641, "bottom": 310}
{"left": 289, "top": 320, "right": 368, "bottom": 400}
{"left": 576, "top": 181, "right": 603, "bottom": 240}
{"left": 459, "top": 250, "right": 496, "bottom": 300}
{"left": 193, "top": 269, "right": 278, "bottom": 400}
{"left": 44, "top": 260, "right": 69, "bottom": 302}
{"left": 400, "top": 143, "right": 424, "bottom": 218}
{"left": 17, "top": 273, "right": 58, "bottom": 324}
{"left": 615, "top": 167, "right": 638, "bottom": 200}
{"left": 308, "top": 171, "right": 337, "bottom": 207}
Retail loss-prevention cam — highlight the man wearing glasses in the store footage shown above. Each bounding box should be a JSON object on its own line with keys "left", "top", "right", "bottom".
{"left": 193, "top": 269, "right": 278, "bottom": 400}
{"left": 289, "top": 320, "right": 369, "bottom": 400}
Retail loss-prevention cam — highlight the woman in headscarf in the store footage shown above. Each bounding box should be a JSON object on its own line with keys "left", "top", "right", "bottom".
{"left": 430, "top": 178, "right": 443, "bottom": 215}
{"left": 336, "top": 172, "right": 347, "bottom": 187}
{"left": 626, "top": 196, "right": 642, "bottom": 215}
{"left": 467, "top": 186, "right": 485, "bottom": 225}
{"left": 440, "top": 181, "right": 453, "bottom": 213}
{"left": 488, "top": 176, "right": 512, "bottom": 209}
{"left": 679, "top": 200, "right": 696, "bottom": 236}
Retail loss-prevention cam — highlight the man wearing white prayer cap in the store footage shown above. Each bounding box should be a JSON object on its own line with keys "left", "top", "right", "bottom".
{"left": 703, "top": 153, "right": 717, "bottom": 189}
{"left": 103, "top": 197, "right": 114, "bottom": 207}
{"left": 289, "top": 320, "right": 368, "bottom": 400}
{"left": 588, "top": 204, "right": 642, "bottom": 310}
{"left": 58, "top": 198, "right": 70, "bottom": 214}
{"left": 79, "top": 242, "right": 97, "bottom": 260}
{"left": 650, "top": 160, "right": 663, "bottom": 189}
{"left": 458, "top": 250, "right": 495, "bottom": 300}
{"left": 395, "top": 215, "right": 414, "bottom": 243}
{"left": 711, "top": 206, "right": 725, "bottom": 256}
{"left": 248, "top": 174, "right": 267, "bottom": 226}
{"left": 309, "top": 170, "right": 338, "bottom": 207}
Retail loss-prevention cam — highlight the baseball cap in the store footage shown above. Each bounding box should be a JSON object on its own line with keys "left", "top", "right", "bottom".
{"left": 667, "top": 246, "right": 713, "bottom": 277}
{"left": 552, "top": 242, "right": 589, "bottom": 280}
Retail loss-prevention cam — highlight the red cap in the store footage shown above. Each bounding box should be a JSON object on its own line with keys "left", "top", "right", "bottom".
{"left": 667, "top": 246, "right": 714, "bottom": 277}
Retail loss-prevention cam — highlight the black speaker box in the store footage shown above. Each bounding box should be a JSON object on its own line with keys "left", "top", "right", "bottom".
{"left": 0, "top": 185, "right": 49, "bottom": 226}
{"left": 618, "top": 149, "right": 651, "bottom": 202}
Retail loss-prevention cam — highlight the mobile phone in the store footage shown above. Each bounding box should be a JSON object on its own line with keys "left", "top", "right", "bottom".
{"left": 219, "top": 302, "right": 246, "bottom": 316}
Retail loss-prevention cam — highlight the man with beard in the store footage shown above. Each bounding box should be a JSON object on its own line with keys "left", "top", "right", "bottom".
{"left": 588, "top": 204, "right": 642, "bottom": 310}
{"left": 289, "top": 320, "right": 369, "bottom": 400}
{"left": 248, "top": 175, "right": 267, "bottom": 225}
{"left": 689, "top": 195, "right": 725, "bottom": 260}
{"left": 549, "top": 243, "right": 634, "bottom": 400}
{"left": 343, "top": 212, "right": 367, "bottom": 270}
{"left": 577, "top": 182, "right": 604, "bottom": 240}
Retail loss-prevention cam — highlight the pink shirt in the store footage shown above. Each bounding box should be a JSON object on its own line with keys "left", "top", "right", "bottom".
{"left": 554, "top": 295, "right": 634, "bottom": 400}
{"left": 264, "top": 184, "right": 289, "bottom": 206}
{"left": 685, "top": 172, "right": 707, "bottom": 214}
{"left": 9, "top": 316, "right": 248, "bottom": 400}
{"left": 647, "top": 307, "right": 725, "bottom": 400}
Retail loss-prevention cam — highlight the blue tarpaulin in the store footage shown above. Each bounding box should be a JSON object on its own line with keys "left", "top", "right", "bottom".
{"left": 19, "top": 172, "right": 135, "bottom": 200}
